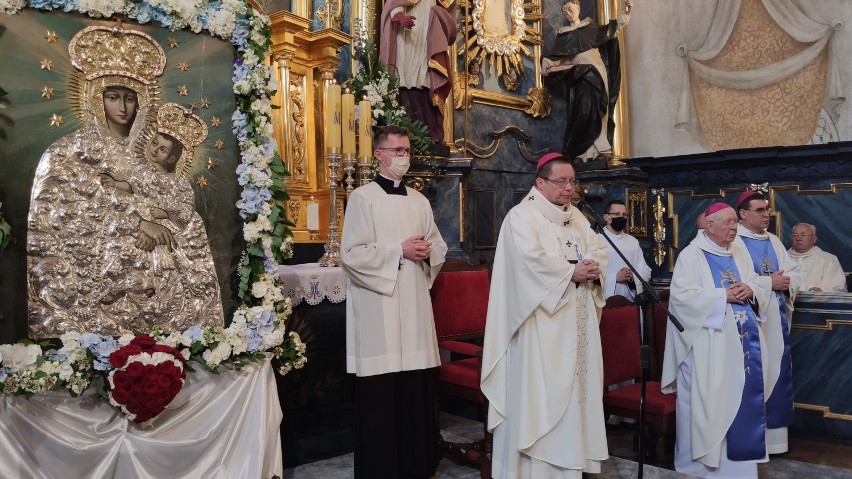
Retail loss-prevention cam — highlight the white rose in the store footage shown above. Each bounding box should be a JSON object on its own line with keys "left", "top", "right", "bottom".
{"left": 0, "top": 344, "right": 42, "bottom": 373}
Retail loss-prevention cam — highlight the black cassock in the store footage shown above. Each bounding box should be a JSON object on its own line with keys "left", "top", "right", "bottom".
{"left": 544, "top": 20, "right": 621, "bottom": 161}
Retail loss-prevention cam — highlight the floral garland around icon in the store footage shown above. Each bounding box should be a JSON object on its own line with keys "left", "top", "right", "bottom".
{"left": 0, "top": 0, "right": 305, "bottom": 424}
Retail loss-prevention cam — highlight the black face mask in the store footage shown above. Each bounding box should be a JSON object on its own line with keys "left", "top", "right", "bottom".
{"left": 610, "top": 216, "right": 628, "bottom": 232}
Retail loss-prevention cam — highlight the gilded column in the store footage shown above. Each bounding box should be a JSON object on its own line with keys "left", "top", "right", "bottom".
{"left": 598, "top": 0, "right": 631, "bottom": 167}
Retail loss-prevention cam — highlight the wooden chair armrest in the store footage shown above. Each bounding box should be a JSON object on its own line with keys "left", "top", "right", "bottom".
{"left": 438, "top": 340, "right": 483, "bottom": 358}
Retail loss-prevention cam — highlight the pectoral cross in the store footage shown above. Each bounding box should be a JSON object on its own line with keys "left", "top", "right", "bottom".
{"left": 719, "top": 269, "right": 739, "bottom": 288}
{"left": 760, "top": 258, "right": 774, "bottom": 275}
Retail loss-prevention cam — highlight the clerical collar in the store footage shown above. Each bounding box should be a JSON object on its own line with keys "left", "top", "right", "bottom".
{"left": 788, "top": 245, "right": 821, "bottom": 258}
{"left": 559, "top": 17, "right": 592, "bottom": 33}
{"left": 737, "top": 223, "right": 768, "bottom": 240}
{"left": 524, "top": 187, "right": 574, "bottom": 226}
{"left": 694, "top": 230, "right": 732, "bottom": 256}
{"left": 374, "top": 174, "right": 407, "bottom": 195}
{"left": 603, "top": 227, "right": 623, "bottom": 238}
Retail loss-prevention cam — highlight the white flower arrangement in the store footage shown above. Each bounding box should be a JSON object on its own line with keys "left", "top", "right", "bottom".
{"left": 0, "top": 0, "right": 306, "bottom": 405}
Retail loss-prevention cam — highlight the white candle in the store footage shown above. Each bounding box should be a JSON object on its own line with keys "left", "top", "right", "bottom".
{"left": 358, "top": 99, "right": 372, "bottom": 162}
{"left": 326, "top": 83, "right": 341, "bottom": 150}
{"left": 306, "top": 203, "right": 319, "bottom": 231}
{"left": 342, "top": 92, "right": 356, "bottom": 155}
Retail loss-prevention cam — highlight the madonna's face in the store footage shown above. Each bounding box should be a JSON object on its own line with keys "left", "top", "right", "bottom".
{"left": 103, "top": 86, "right": 138, "bottom": 130}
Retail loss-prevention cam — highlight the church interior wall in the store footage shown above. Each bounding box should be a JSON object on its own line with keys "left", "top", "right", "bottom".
{"left": 626, "top": 0, "right": 852, "bottom": 158}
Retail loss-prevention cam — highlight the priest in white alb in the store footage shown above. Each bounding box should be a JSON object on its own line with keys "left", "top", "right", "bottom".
{"left": 340, "top": 125, "right": 448, "bottom": 479}
{"left": 662, "top": 202, "right": 773, "bottom": 478}
{"left": 481, "top": 152, "right": 609, "bottom": 479}
{"left": 733, "top": 191, "right": 800, "bottom": 455}
{"left": 787, "top": 223, "right": 846, "bottom": 292}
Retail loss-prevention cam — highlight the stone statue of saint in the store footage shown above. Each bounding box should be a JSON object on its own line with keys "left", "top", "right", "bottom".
{"left": 543, "top": 0, "right": 632, "bottom": 162}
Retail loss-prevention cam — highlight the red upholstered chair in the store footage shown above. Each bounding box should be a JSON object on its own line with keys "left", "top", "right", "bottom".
{"left": 431, "top": 259, "right": 491, "bottom": 479}
{"left": 599, "top": 295, "right": 676, "bottom": 461}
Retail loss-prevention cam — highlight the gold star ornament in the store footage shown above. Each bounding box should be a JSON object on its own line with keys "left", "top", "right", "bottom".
{"left": 177, "top": 85, "right": 188, "bottom": 96}
{"left": 210, "top": 116, "right": 221, "bottom": 127}
{"left": 214, "top": 139, "right": 225, "bottom": 150}
{"left": 41, "top": 86, "right": 55, "bottom": 100}
{"left": 45, "top": 31, "right": 58, "bottom": 43}
{"left": 207, "top": 158, "right": 218, "bottom": 170}
{"left": 177, "top": 62, "right": 189, "bottom": 72}
{"left": 168, "top": 38, "right": 179, "bottom": 48}
{"left": 199, "top": 98, "right": 211, "bottom": 109}
{"left": 40, "top": 59, "right": 54, "bottom": 71}
{"left": 196, "top": 176, "right": 208, "bottom": 188}
{"left": 49, "top": 114, "right": 63, "bottom": 127}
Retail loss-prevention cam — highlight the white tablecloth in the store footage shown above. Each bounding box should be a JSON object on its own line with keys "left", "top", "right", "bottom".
{"left": 277, "top": 263, "right": 347, "bottom": 306}
{"left": 0, "top": 357, "right": 283, "bottom": 479}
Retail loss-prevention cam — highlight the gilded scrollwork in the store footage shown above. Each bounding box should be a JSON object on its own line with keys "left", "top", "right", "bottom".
{"left": 457, "top": 0, "right": 545, "bottom": 115}
{"left": 290, "top": 73, "right": 306, "bottom": 177}
{"left": 288, "top": 199, "right": 301, "bottom": 226}
{"left": 651, "top": 188, "right": 666, "bottom": 267}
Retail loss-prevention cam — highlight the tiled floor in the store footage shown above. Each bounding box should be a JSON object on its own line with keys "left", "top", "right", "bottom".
{"left": 284, "top": 415, "right": 852, "bottom": 478}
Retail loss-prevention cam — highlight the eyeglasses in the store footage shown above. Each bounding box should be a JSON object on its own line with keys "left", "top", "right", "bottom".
{"left": 747, "top": 207, "right": 772, "bottom": 215}
{"left": 791, "top": 233, "right": 814, "bottom": 238}
{"left": 377, "top": 147, "right": 411, "bottom": 156}
{"left": 543, "top": 178, "right": 580, "bottom": 188}
{"left": 708, "top": 219, "right": 738, "bottom": 227}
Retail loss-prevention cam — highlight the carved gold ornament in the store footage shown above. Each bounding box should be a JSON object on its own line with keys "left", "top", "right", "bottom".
{"left": 210, "top": 116, "right": 221, "bottom": 127}
{"left": 199, "top": 98, "right": 210, "bottom": 109}
{"left": 49, "top": 113, "right": 63, "bottom": 127}
{"left": 465, "top": 0, "right": 541, "bottom": 77}
{"left": 177, "top": 85, "right": 189, "bottom": 96}
{"left": 45, "top": 31, "right": 57, "bottom": 43}
{"left": 196, "top": 175, "right": 208, "bottom": 188}
{"left": 41, "top": 86, "right": 55, "bottom": 100}
{"left": 214, "top": 139, "right": 225, "bottom": 150}
{"left": 207, "top": 158, "right": 218, "bottom": 169}
{"left": 178, "top": 62, "right": 189, "bottom": 72}
{"left": 40, "top": 58, "right": 53, "bottom": 71}
{"left": 168, "top": 38, "right": 179, "bottom": 49}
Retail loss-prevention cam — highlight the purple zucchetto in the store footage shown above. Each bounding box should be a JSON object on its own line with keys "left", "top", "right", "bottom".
{"left": 536, "top": 152, "right": 567, "bottom": 171}
{"left": 705, "top": 202, "right": 733, "bottom": 217}
{"left": 736, "top": 191, "right": 764, "bottom": 210}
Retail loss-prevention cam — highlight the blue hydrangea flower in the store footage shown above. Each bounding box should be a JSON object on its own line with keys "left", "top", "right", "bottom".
{"left": 185, "top": 326, "right": 204, "bottom": 344}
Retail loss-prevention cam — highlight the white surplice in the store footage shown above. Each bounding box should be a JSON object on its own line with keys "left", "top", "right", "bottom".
{"left": 599, "top": 228, "right": 652, "bottom": 300}
{"left": 787, "top": 246, "right": 847, "bottom": 292}
{"left": 662, "top": 232, "right": 772, "bottom": 477}
{"left": 341, "top": 181, "right": 447, "bottom": 377}
{"left": 734, "top": 225, "right": 801, "bottom": 453}
{"left": 481, "top": 187, "right": 609, "bottom": 479}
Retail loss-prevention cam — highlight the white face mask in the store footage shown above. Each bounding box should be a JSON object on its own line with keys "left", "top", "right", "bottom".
{"left": 386, "top": 156, "right": 410, "bottom": 179}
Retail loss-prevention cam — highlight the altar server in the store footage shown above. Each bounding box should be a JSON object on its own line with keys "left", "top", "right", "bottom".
{"left": 482, "top": 152, "right": 609, "bottom": 479}
{"left": 341, "top": 125, "right": 448, "bottom": 479}
{"left": 662, "top": 202, "right": 772, "bottom": 478}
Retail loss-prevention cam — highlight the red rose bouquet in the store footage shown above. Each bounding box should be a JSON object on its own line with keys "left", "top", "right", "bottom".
{"left": 106, "top": 335, "right": 187, "bottom": 423}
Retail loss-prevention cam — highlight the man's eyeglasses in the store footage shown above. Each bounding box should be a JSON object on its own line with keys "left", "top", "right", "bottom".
{"left": 709, "top": 219, "right": 738, "bottom": 227}
{"left": 747, "top": 207, "right": 772, "bottom": 215}
{"left": 543, "top": 178, "right": 580, "bottom": 188}
{"left": 377, "top": 147, "right": 411, "bottom": 156}
{"left": 791, "top": 233, "right": 814, "bottom": 238}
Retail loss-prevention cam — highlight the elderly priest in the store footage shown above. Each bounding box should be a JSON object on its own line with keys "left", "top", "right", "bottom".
{"left": 787, "top": 222, "right": 847, "bottom": 292}
{"left": 662, "top": 202, "right": 772, "bottom": 478}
